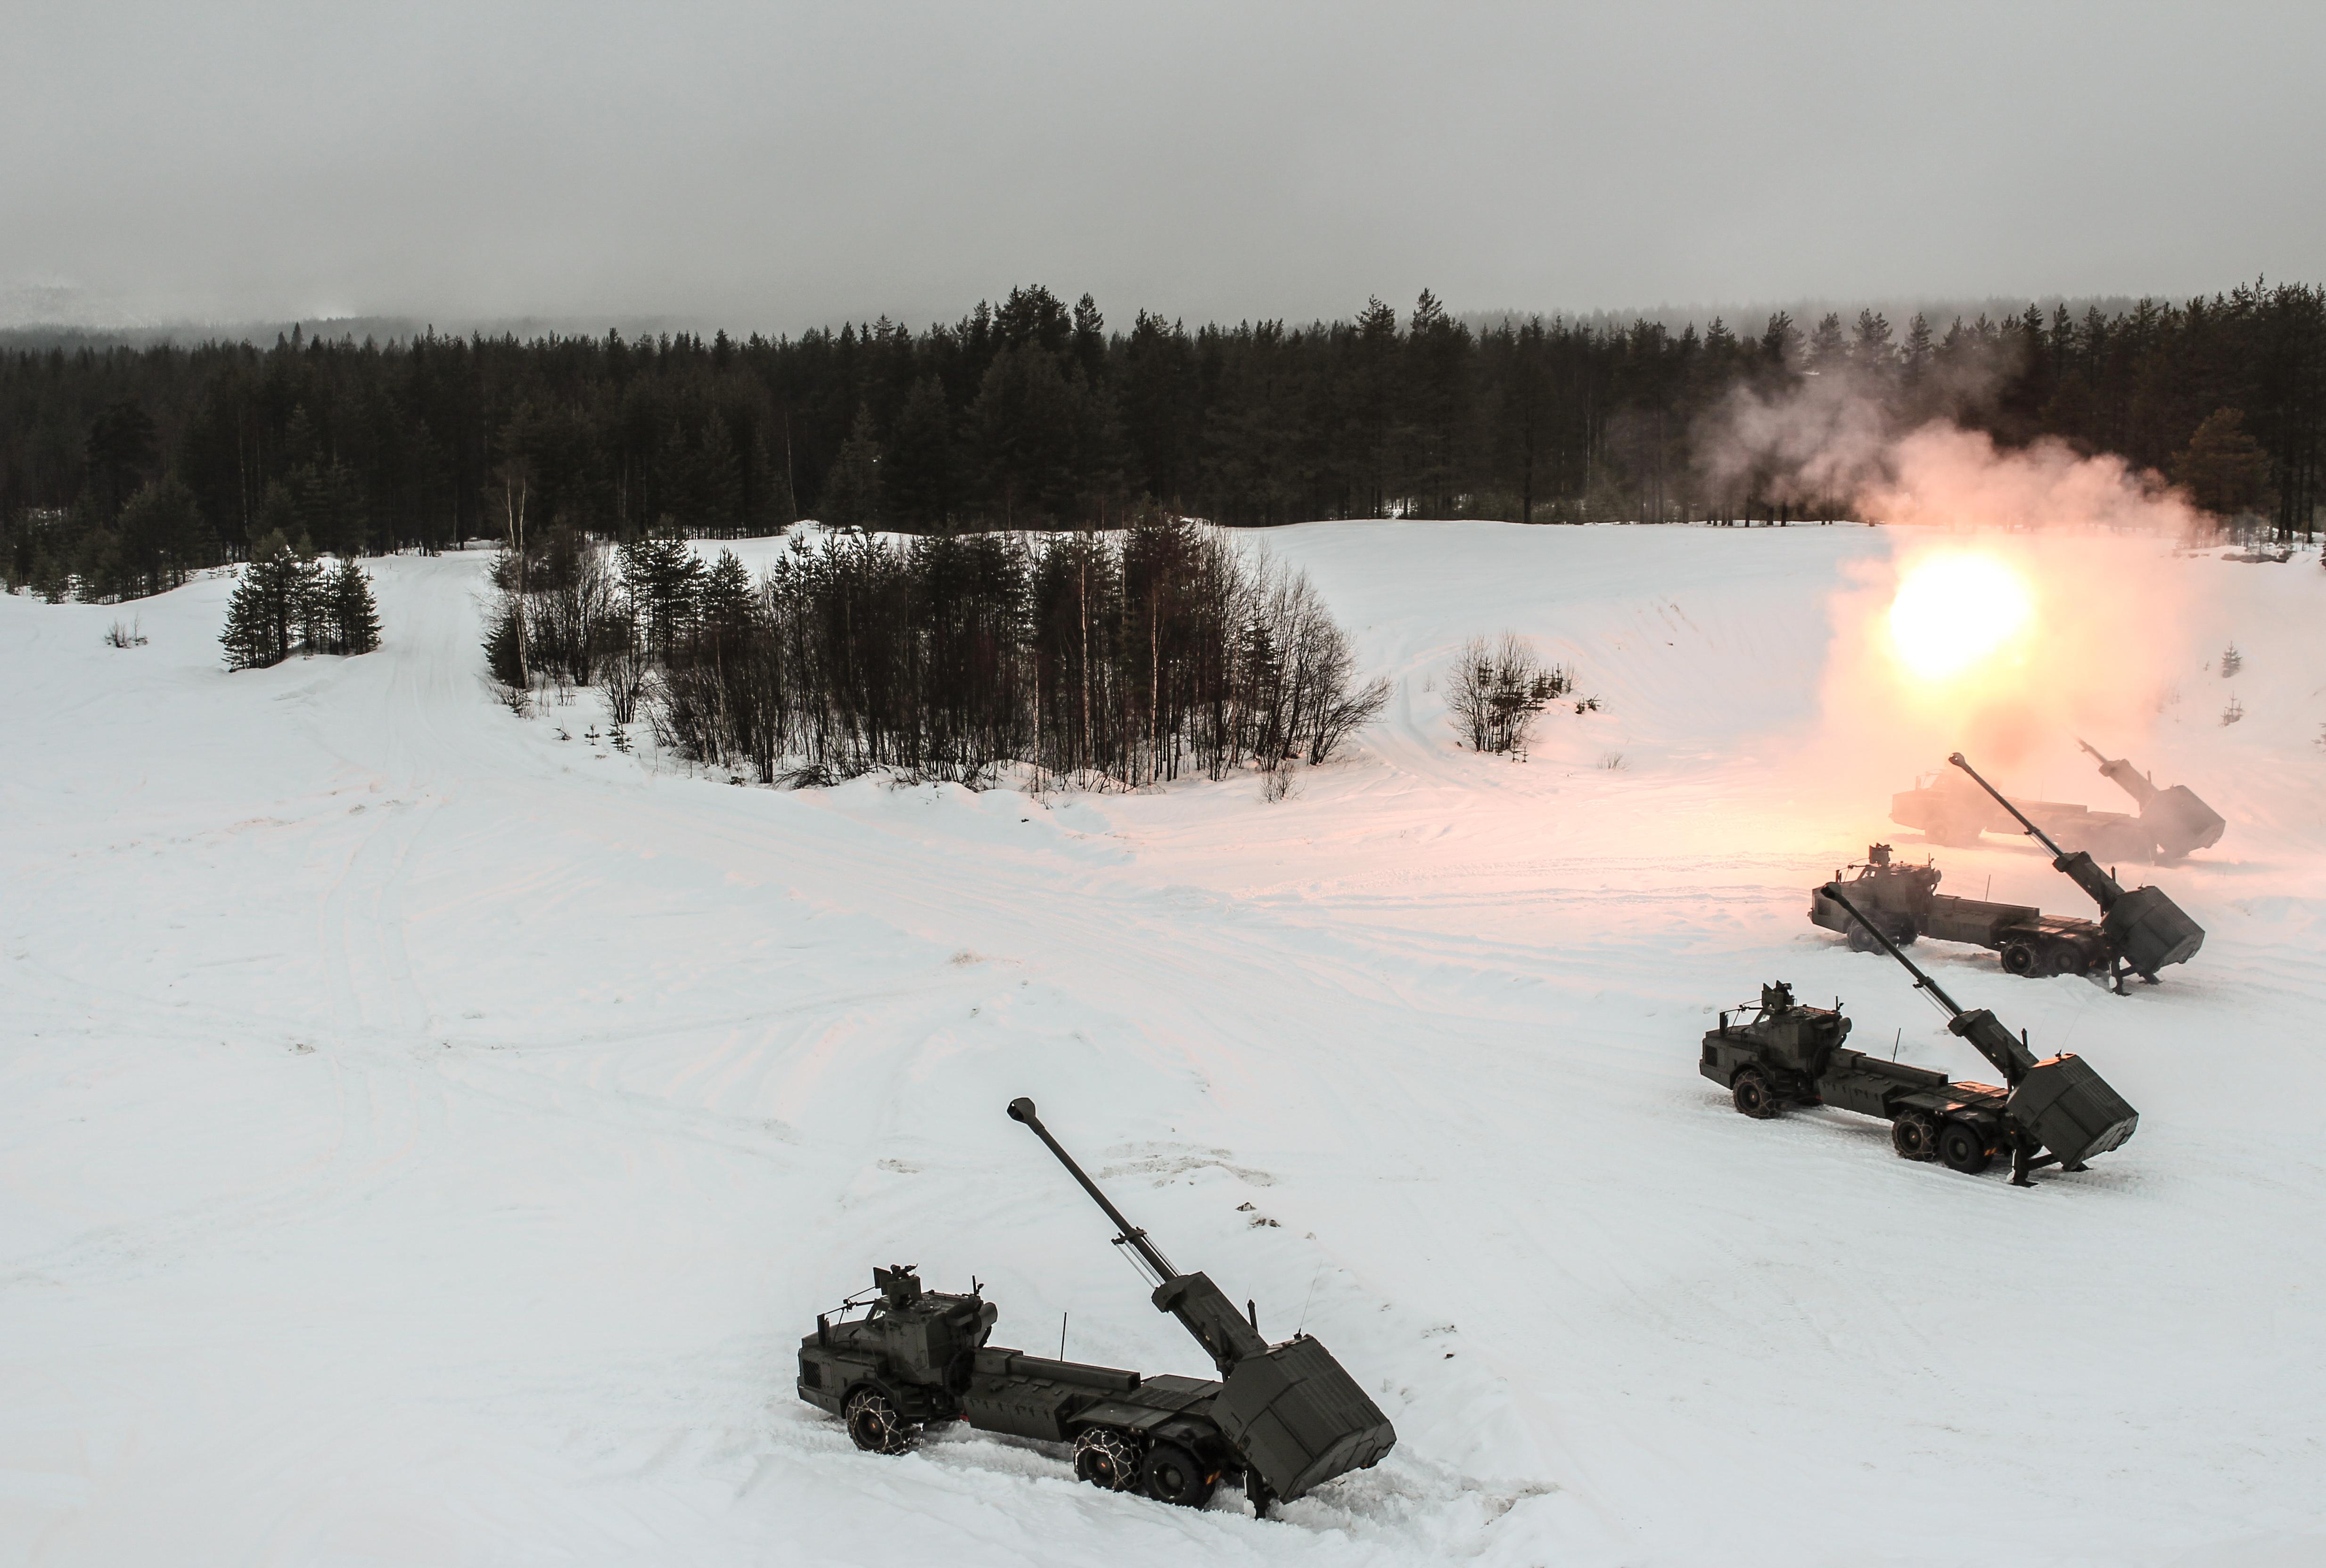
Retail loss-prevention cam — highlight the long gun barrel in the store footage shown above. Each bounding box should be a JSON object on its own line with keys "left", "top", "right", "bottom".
{"left": 1008, "top": 1097, "right": 1267, "bottom": 1373}
{"left": 1819, "top": 882, "right": 2037, "bottom": 1084}
{"left": 1948, "top": 752, "right": 2203, "bottom": 980}
{"left": 1948, "top": 752, "right": 2118, "bottom": 902}
{"left": 2078, "top": 737, "right": 2160, "bottom": 808}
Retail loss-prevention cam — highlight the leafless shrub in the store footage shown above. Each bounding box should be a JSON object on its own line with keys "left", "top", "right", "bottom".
{"left": 103, "top": 617, "right": 147, "bottom": 648}
{"left": 1447, "top": 634, "right": 1571, "bottom": 754}
{"left": 602, "top": 642, "right": 652, "bottom": 727}
{"left": 1599, "top": 751, "right": 1626, "bottom": 769}
{"left": 2220, "top": 696, "right": 2244, "bottom": 726}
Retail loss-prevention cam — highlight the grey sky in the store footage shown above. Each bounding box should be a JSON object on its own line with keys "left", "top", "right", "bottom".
{"left": 6, "top": 0, "right": 2321, "bottom": 335}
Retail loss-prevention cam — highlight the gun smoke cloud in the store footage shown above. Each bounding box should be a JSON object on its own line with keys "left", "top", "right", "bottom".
{"left": 1700, "top": 375, "right": 2219, "bottom": 814}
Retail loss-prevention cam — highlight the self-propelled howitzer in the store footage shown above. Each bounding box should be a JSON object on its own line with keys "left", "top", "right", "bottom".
{"left": 792, "top": 1100, "right": 1395, "bottom": 1517}
{"left": 1821, "top": 881, "right": 2139, "bottom": 1181}
{"left": 1948, "top": 752, "right": 2204, "bottom": 984}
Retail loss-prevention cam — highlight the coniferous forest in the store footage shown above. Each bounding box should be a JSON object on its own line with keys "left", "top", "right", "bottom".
{"left": 4, "top": 280, "right": 2322, "bottom": 603}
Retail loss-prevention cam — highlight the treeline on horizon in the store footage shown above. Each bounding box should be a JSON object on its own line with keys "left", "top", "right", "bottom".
{"left": 3, "top": 279, "right": 2321, "bottom": 601}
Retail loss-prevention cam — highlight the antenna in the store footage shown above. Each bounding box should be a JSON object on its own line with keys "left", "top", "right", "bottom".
{"left": 1891, "top": 1027, "right": 1901, "bottom": 1061}
{"left": 1296, "top": 1265, "right": 1325, "bottom": 1338}
{"left": 1060, "top": 1312, "right": 1068, "bottom": 1360}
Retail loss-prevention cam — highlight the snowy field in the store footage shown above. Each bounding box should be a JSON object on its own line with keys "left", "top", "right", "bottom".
{"left": 3, "top": 522, "right": 2322, "bottom": 1568}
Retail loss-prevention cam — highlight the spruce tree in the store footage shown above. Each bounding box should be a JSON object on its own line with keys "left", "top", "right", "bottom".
{"left": 221, "top": 531, "right": 305, "bottom": 669}
{"left": 817, "top": 405, "right": 885, "bottom": 528}
{"left": 698, "top": 549, "right": 755, "bottom": 640}
{"left": 324, "top": 557, "right": 381, "bottom": 654}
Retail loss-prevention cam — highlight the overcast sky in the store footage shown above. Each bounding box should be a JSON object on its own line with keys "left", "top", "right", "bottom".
{"left": 6, "top": 0, "right": 2321, "bottom": 335}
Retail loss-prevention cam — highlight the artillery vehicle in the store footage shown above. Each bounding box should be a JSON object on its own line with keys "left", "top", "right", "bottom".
{"left": 794, "top": 1097, "right": 1396, "bottom": 1516}
{"left": 1705, "top": 883, "right": 2138, "bottom": 1184}
{"left": 2078, "top": 739, "right": 2225, "bottom": 861}
{"left": 1889, "top": 743, "right": 2224, "bottom": 865}
{"left": 1947, "top": 753, "right": 2203, "bottom": 984}
{"left": 1890, "top": 770, "right": 2154, "bottom": 863}
{"left": 1808, "top": 843, "right": 2113, "bottom": 980}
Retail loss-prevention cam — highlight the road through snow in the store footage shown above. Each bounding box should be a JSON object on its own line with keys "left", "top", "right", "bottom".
{"left": 3, "top": 524, "right": 2322, "bottom": 1567}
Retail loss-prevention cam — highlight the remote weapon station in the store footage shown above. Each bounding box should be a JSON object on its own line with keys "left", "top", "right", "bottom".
{"left": 1946, "top": 752, "right": 2203, "bottom": 985}
{"left": 1703, "top": 882, "right": 2138, "bottom": 1184}
{"left": 793, "top": 1098, "right": 1396, "bottom": 1516}
{"left": 1808, "top": 842, "right": 2113, "bottom": 982}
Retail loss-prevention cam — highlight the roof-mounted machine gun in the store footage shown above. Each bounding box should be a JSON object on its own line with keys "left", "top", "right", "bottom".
{"left": 2077, "top": 738, "right": 2226, "bottom": 861}
{"left": 1819, "top": 882, "right": 2140, "bottom": 1184}
{"left": 1948, "top": 752, "right": 2203, "bottom": 987}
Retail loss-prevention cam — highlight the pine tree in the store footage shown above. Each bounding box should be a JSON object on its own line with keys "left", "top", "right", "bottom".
{"left": 616, "top": 531, "right": 703, "bottom": 652}
{"left": 818, "top": 405, "right": 885, "bottom": 528}
{"left": 886, "top": 376, "right": 956, "bottom": 529}
{"left": 2174, "top": 409, "right": 2274, "bottom": 524}
{"left": 698, "top": 548, "right": 755, "bottom": 640}
{"left": 221, "top": 531, "right": 307, "bottom": 669}
{"left": 323, "top": 557, "right": 381, "bottom": 654}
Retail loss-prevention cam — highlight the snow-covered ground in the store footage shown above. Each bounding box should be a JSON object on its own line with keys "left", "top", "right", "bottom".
{"left": 3, "top": 523, "right": 2321, "bottom": 1567}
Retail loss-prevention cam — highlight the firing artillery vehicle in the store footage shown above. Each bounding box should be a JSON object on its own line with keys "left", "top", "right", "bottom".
{"left": 1890, "top": 771, "right": 2154, "bottom": 863}
{"left": 1808, "top": 843, "right": 2113, "bottom": 981}
{"left": 2078, "top": 739, "right": 2225, "bottom": 861}
{"left": 794, "top": 1097, "right": 1395, "bottom": 1517}
{"left": 1890, "top": 743, "right": 2225, "bottom": 865}
{"left": 1705, "top": 883, "right": 2139, "bottom": 1184}
{"left": 1947, "top": 753, "right": 2203, "bottom": 984}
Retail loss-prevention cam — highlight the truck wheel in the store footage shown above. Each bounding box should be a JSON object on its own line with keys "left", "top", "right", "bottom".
{"left": 1731, "top": 1069, "right": 1780, "bottom": 1118}
{"left": 2000, "top": 943, "right": 2038, "bottom": 976}
{"left": 1142, "top": 1442, "right": 1218, "bottom": 1509}
{"left": 1072, "top": 1427, "right": 1142, "bottom": 1492}
{"left": 2049, "top": 945, "right": 2088, "bottom": 977}
{"left": 1938, "top": 1121, "right": 1994, "bottom": 1174}
{"left": 1891, "top": 1112, "right": 1940, "bottom": 1161}
{"left": 844, "top": 1389, "right": 919, "bottom": 1455}
{"left": 1846, "top": 923, "right": 1880, "bottom": 952}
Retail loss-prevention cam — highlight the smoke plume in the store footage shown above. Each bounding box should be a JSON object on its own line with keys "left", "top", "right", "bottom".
{"left": 1700, "top": 380, "right": 2218, "bottom": 813}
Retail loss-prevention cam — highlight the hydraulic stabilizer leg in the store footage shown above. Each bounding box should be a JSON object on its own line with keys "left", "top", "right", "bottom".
{"left": 1246, "top": 1471, "right": 1274, "bottom": 1518}
{"left": 2011, "top": 1137, "right": 2063, "bottom": 1187}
